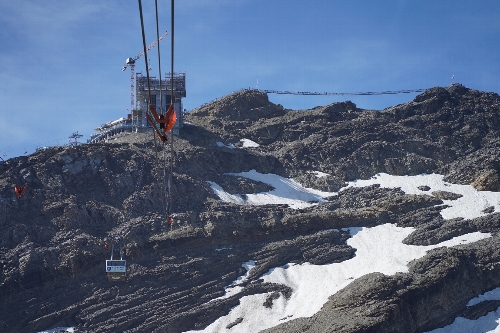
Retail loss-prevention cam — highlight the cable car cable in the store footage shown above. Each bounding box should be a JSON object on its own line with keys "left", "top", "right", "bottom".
{"left": 106, "top": 0, "right": 152, "bottom": 282}
{"left": 167, "top": 0, "right": 175, "bottom": 221}
{"left": 138, "top": 0, "right": 153, "bottom": 110}
{"left": 154, "top": 0, "right": 169, "bottom": 218}
{"left": 256, "top": 88, "right": 427, "bottom": 96}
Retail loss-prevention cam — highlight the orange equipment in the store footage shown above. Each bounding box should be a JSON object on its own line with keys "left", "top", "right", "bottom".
{"left": 146, "top": 103, "right": 177, "bottom": 142}
{"left": 14, "top": 184, "right": 28, "bottom": 199}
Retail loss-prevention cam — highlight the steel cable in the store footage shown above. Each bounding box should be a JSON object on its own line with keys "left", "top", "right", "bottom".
{"left": 257, "top": 88, "right": 427, "bottom": 96}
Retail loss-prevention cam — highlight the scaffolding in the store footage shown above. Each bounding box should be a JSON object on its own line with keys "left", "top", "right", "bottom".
{"left": 131, "top": 109, "right": 144, "bottom": 127}
{"left": 135, "top": 71, "right": 186, "bottom": 134}
{"left": 88, "top": 72, "right": 186, "bottom": 144}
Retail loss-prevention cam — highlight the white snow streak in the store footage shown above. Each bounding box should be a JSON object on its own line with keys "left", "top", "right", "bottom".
{"left": 36, "top": 328, "right": 74, "bottom": 333}
{"left": 208, "top": 260, "right": 256, "bottom": 302}
{"left": 210, "top": 169, "right": 335, "bottom": 209}
{"left": 240, "top": 139, "right": 259, "bottom": 148}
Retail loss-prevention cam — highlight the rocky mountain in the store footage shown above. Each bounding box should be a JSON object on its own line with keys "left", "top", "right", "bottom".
{"left": 2, "top": 84, "right": 500, "bottom": 332}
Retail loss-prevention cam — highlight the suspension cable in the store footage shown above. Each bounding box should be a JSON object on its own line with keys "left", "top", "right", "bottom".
{"left": 138, "top": 0, "right": 153, "bottom": 108}
{"left": 138, "top": 0, "right": 167, "bottom": 219}
{"left": 154, "top": 0, "right": 169, "bottom": 218}
{"left": 167, "top": 0, "right": 175, "bottom": 220}
{"left": 170, "top": 0, "right": 174, "bottom": 106}
{"left": 256, "top": 88, "right": 427, "bottom": 96}
{"left": 138, "top": 0, "right": 175, "bottom": 222}
{"left": 155, "top": 0, "right": 163, "bottom": 116}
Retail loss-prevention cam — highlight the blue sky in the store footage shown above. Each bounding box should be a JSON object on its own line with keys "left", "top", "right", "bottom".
{"left": 1, "top": 0, "right": 499, "bottom": 159}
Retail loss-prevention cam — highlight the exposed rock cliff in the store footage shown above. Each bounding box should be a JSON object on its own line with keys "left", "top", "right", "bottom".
{"left": 2, "top": 84, "right": 500, "bottom": 332}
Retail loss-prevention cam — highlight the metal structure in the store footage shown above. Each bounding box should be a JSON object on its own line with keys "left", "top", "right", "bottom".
{"left": 87, "top": 116, "right": 134, "bottom": 144}
{"left": 68, "top": 131, "right": 83, "bottom": 146}
{"left": 121, "top": 30, "right": 168, "bottom": 112}
{"left": 87, "top": 71, "right": 186, "bottom": 144}
{"left": 135, "top": 71, "right": 186, "bottom": 134}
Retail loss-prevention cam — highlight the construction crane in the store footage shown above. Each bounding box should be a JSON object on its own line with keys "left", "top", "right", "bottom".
{"left": 122, "top": 30, "right": 168, "bottom": 111}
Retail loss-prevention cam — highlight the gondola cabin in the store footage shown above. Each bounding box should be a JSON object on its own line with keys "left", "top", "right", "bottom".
{"left": 106, "top": 260, "right": 127, "bottom": 282}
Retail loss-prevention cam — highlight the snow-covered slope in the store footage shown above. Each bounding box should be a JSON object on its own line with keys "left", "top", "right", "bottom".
{"left": 194, "top": 171, "right": 500, "bottom": 333}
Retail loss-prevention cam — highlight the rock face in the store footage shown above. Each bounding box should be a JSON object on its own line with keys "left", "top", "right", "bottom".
{"left": 2, "top": 84, "right": 500, "bottom": 332}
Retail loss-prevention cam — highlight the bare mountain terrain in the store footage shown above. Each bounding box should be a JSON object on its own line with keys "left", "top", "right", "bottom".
{"left": 2, "top": 84, "right": 500, "bottom": 332}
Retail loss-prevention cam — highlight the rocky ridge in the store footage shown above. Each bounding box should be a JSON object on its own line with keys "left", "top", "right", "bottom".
{"left": 1, "top": 84, "right": 500, "bottom": 332}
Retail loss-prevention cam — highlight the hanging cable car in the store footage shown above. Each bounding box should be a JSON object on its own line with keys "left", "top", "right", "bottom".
{"left": 106, "top": 243, "right": 127, "bottom": 282}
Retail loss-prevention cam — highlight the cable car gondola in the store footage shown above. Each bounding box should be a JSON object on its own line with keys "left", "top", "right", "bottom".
{"left": 106, "top": 243, "right": 127, "bottom": 282}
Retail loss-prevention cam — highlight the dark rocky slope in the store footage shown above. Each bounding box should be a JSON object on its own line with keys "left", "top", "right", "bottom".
{"left": 1, "top": 84, "right": 500, "bottom": 332}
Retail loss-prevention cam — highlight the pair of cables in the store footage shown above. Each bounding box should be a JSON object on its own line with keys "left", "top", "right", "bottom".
{"left": 138, "top": 0, "right": 175, "bottom": 222}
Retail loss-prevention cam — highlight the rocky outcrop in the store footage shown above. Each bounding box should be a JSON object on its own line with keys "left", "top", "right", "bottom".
{"left": 2, "top": 84, "right": 500, "bottom": 332}
{"left": 190, "top": 89, "right": 287, "bottom": 122}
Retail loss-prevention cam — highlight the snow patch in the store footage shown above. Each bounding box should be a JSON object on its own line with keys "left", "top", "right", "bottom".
{"left": 209, "top": 260, "right": 256, "bottom": 302}
{"left": 208, "top": 170, "right": 336, "bottom": 209}
{"left": 468, "top": 288, "right": 500, "bottom": 307}
{"left": 209, "top": 171, "right": 500, "bottom": 219}
{"left": 187, "top": 224, "right": 490, "bottom": 333}
{"left": 208, "top": 169, "right": 336, "bottom": 209}
{"left": 424, "top": 307, "right": 500, "bottom": 333}
{"left": 35, "top": 328, "right": 74, "bottom": 333}
{"left": 422, "top": 288, "right": 500, "bottom": 332}
{"left": 342, "top": 173, "right": 500, "bottom": 220}
{"left": 240, "top": 139, "right": 259, "bottom": 148}
{"left": 207, "top": 181, "right": 245, "bottom": 205}
{"left": 197, "top": 171, "right": 500, "bottom": 333}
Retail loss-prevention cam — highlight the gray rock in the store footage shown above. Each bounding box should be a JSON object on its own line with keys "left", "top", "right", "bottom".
{"left": 2, "top": 85, "right": 500, "bottom": 332}
{"left": 431, "top": 190, "right": 463, "bottom": 200}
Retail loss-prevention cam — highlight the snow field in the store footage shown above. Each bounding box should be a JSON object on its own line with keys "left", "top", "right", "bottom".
{"left": 186, "top": 225, "right": 490, "bottom": 333}
{"left": 194, "top": 171, "right": 500, "bottom": 332}
{"left": 344, "top": 173, "right": 500, "bottom": 220}
{"left": 210, "top": 171, "right": 500, "bottom": 220}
